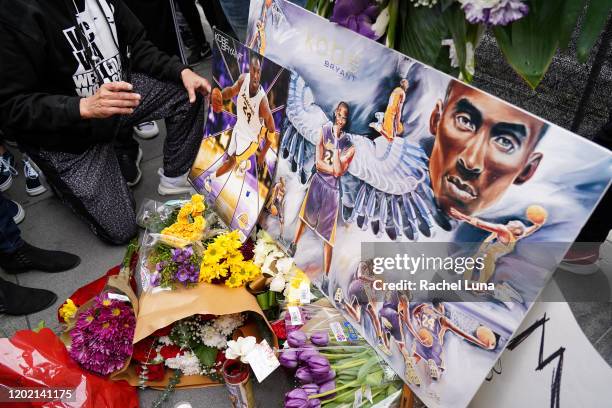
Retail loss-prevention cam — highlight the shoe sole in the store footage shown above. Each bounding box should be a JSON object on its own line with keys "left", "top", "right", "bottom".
{"left": 157, "top": 184, "right": 195, "bottom": 196}
{"left": 13, "top": 204, "right": 25, "bottom": 224}
{"left": 127, "top": 148, "right": 143, "bottom": 187}
{"left": 133, "top": 124, "right": 159, "bottom": 139}
{"left": 26, "top": 184, "right": 47, "bottom": 196}
{"left": 0, "top": 176, "right": 12, "bottom": 192}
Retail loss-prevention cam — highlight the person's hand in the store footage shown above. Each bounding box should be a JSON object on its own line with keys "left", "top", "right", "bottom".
{"left": 79, "top": 82, "right": 140, "bottom": 119}
{"left": 181, "top": 69, "right": 211, "bottom": 103}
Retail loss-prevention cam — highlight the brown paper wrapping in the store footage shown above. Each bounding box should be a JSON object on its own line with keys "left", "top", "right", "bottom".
{"left": 111, "top": 283, "right": 277, "bottom": 389}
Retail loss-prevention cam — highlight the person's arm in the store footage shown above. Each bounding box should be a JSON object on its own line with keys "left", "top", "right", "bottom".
{"left": 523, "top": 223, "right": 543, "bottom": 238}
{"left": 449, "top": 208, "right": 507, "bottom": 235}
{"left": 0, "top": 20, "right": 82, "bottom": 132}
{"left": 221, "top": 74, "right": 245, "bottom": 101}
{"left": 336, "top": 145, "right": 355, "bottom": 176}
{"left": 315, "top": 129, "right": 334, "bottom": 175}
{"left": 441, "top": 317, "right": 496, "bottom": 350}
{"left": 395, "top": 92, "right": 405, "bottom": 132}
{"left": 257, "top": 96, "right": 276, "bottom": 165}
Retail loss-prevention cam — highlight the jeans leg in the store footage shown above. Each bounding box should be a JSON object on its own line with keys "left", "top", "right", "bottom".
{"left": 218, "top": 0, "right": 250, "bottom": 42}
{"left": 0, "top": 192, "right": 23, "bottom": 253}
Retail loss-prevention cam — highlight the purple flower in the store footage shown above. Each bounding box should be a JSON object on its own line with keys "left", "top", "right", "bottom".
{"left": 302, "top": 383, "right": 319, "bottom": 396}
{"left": 279, "top": 350, "right": 298, "bottom": 369}
{"left": 330, "top": 0, "right": 380, "bottom": 40}
{"left": 155, "top": 261, "right": 167, "bottom": 272}
{"left": 309, "top": 331, "right": 329, "bottom": 347}
{"left": 309, "top": 399, "right": 321, "bottom": 408}
{"left": 313, "top": 369, "right": 335, "bottom": 385}
{"left": 298, "top": 349, "right": 320, "bottom": 364}
{"left": 307, "top": 355, "right": 331, "bottom": 377}
{"left": 318, "top": 380, "right": 337, "bottom": 400}
{"left": 69, "top": 294, "right": 135, "bottom": 375}
{"left": 459, "top": 0, "right": 528, "bottom": 26}
{"left": 287, "top": 331, "right": 307, "bottom": 348}
{"left": 295, "top": 367, "right": 313, "bottom": 383}
{"left": 284, "top": 388, "right": 309, "bottom": 408}
{"left": 150, "top": 272, "right": 161, "bottom": 287}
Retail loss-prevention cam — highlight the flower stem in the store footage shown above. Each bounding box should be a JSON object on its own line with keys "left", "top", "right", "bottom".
{"left": 331, "top": 359, "right": 367, "bottom": 370}
{"left": 308, "top": 380, "right": 359, "bottom": 399}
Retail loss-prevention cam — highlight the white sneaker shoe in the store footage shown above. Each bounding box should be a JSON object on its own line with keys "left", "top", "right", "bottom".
{"left": 157, "top": 168, "right": 194, "bottom": 196}
{"left": 134, "top": 121, "right": 159, "bottom": 139}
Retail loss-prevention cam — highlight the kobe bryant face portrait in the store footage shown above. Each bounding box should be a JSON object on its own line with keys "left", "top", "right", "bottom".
{"left": 428, "top": 80, "right": 547, "bottom": 216}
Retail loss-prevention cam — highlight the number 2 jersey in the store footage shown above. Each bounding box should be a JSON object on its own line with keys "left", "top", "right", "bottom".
{"left": 228, "top": 72, "right": 266, "bottom": 157}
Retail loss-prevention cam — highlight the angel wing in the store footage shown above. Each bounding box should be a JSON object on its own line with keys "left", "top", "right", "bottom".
{"left": 280, "top": 73, "right": 452, "bottom": 241}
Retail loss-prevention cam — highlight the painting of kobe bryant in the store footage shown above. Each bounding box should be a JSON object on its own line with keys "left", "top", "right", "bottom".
{"left": 248, "top": 1, "right": 612, "bottom": 407}
{"left": 189, "top": 28, "right": 290, "bottom": 240}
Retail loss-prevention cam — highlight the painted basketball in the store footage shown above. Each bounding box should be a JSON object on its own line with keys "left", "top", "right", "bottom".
{"left": 476, "top": 326, "right": 496, "bottom": 349}
{"left": 417, "top": 328, "right": 434, "bottom": 347}
{"left": 211, "top": 87, "right": 223, "bottom": 113}
{"left": 265, "top": 0, "right": 273, "bottom": 7}
{"left": 526, "top": 205, "right": 547, "bottom": 225}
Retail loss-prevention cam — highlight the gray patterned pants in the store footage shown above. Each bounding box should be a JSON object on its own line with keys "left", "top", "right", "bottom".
{"left": 26, "top": 73, "right": 205, "bottom": 244}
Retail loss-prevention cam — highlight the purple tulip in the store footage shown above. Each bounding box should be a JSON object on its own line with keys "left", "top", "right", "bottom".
{"left": 318, "top": 380, "right": 337, "bottom": 400}
{"left": 313, "top": 369, "right": 335, "bottom": 385}
{"left": 309, "top": 331, "right": 329, "bottom": 347}
{"left": 307, "top": 355, "right": 331, "bottom": 377}
{"left": 330, "top": 0, "right": 380, "bottom": 40}
{"left": 287, "top": 331, "right": 307, "bottom": 348}
{"left": 285, "top": 388, "right": 309, "bottom": 408}
{"left": 298, "top": 349, "right": 320, "bottom": 364}
{"left": 302, "top": 383, "right": 319, "bottom": 396}
{"left": 296, "top": 367, "right": 314, "bottom": 383}
{"left": 279, "top": 350, "right": 298, "bottom": 369}
{"left": 309, "top": 399, "right": 321, "bottom": 408}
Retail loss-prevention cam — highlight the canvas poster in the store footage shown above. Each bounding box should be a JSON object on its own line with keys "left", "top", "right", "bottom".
{"left": 189, "top": 29, "right": 290, "bottom": 240}
{"left": 247, "top": 1, "right": 612, "bottom": 407}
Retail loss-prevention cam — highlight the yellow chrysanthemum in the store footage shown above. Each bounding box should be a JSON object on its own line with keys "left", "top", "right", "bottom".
{"left": 59, "top": 298, "right": 78, "bottom": 323}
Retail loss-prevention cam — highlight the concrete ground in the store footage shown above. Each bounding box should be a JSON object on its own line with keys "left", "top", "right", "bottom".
{"left": 1, "top": 57, "right": 611, "bottom": 408}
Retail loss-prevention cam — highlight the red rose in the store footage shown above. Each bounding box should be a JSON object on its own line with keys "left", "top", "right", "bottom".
{"left": 151, "top": 324, "right": 173, "bottom": 337}
{"left": 135, "top": 362, "right": 165, "bottom": 382}
{"left": 271, "top": 319, "right": 287, "bottom": 340}
{"left": 132, "top": 337, "right": 156, "bottom": 363}
{"left": 214, "top": 350, "right": 227, "bottom": 374}
{"left": 159, "top": 345, "right": 182, "bottom": 360}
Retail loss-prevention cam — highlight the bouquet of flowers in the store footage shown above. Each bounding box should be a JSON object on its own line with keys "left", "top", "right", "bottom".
{"left": 132, "top": 313, "right": 246, "bottom": 383}
{"left": 69, "top": 293, "right": 136, "bottom": 375}
{"left": 60, "top": 243, "right": 140, "bottom": 376}
{"left": 199, "top": 230, "right": 262, "bottom": 289}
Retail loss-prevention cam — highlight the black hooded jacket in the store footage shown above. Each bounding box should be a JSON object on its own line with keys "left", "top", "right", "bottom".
{"left": 0, "top": 0, "right": 188, "bottom": 152}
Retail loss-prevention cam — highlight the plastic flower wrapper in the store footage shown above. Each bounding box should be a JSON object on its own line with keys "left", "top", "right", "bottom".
{"left": 225, "top": 336, "right": 257, "bottom": 363}
{"left": 0, "top": 328, "right": 138, "bottom": 407}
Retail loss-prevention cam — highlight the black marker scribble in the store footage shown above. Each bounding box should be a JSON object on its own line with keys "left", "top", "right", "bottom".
{"left": 507, "top": 313, "right": 565, "bottom": 408}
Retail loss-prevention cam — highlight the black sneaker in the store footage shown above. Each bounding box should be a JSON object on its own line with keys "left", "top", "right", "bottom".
{"left": 0, "top": 278, "right": 57, "bottom": 316}
{"left": 7, "top": 200, "right": 25, "bottom": 224}
{"left": 0, "top": 241, "right": 81, "bottom": 274}
{"left": 23, "top": 157, "right": 47, "bottom": 196}
{"left": 0, "top": 150, "right": 17, "bottom": 192}
{"left": 117, "top": 146, "right": 143, "bottom": 187}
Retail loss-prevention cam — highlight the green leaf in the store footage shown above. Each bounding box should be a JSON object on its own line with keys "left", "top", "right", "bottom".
{"left": 559, "top": 0, "right": 587, "bottom": 49}
{"left": 493, "top": 0, "right": 566, "bottom": 89}
{"left": 33, "top": 320, "right": 46, "bottom": 333}
{"left": 577, "top": 0, "right": 612, "bottom": 62}
{"left": 395, "top": 2, "right": 450, "bottom": 69}
{"left": 194, "top": 344, "right": 219, "bottom": 367}
{"left": 440, "top": 0, "right": 456, "bottom": 11}
{"left": 442, "top": 4, "right": 482, "bottom": 82}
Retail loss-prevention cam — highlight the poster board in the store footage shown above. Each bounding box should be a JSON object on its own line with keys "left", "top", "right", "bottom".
{"left": 189, "top": 29, "right": 290, "bottom": 240}
{"left": 247, "top": 1, "right": 612, "bottom": 407}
